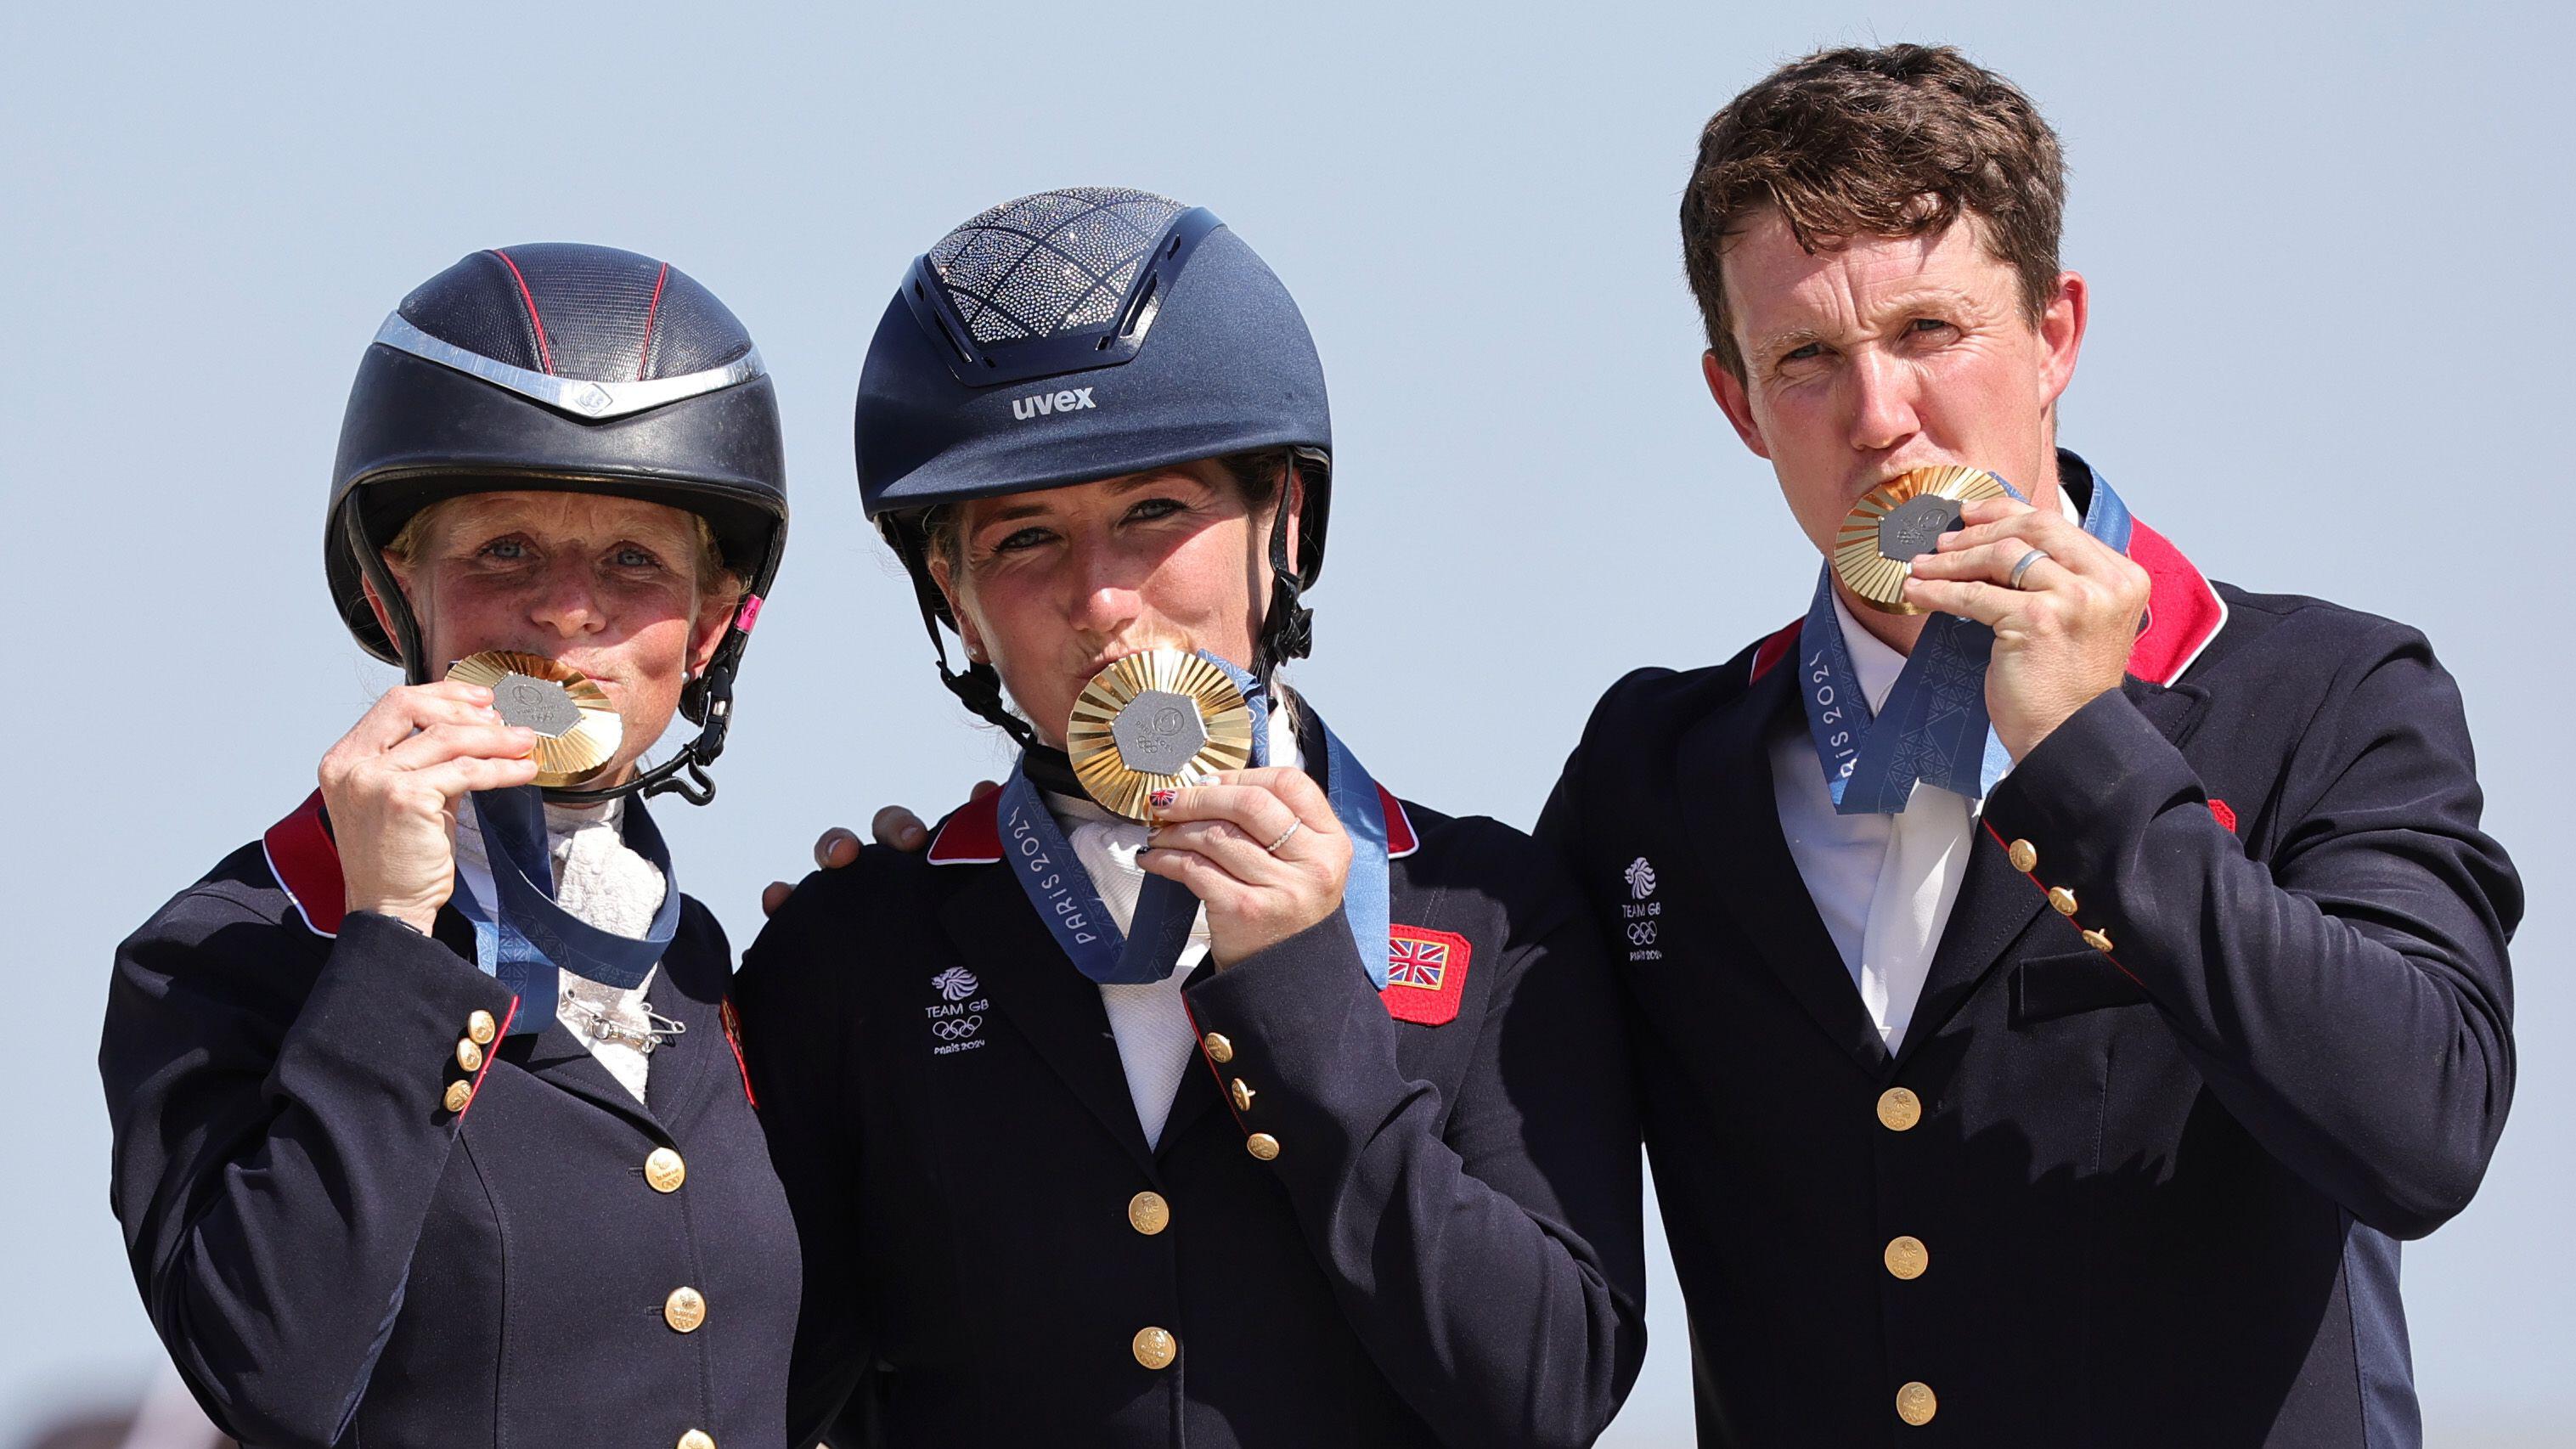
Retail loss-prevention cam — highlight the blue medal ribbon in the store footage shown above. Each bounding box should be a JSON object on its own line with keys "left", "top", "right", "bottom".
{"left": 448, "top": 786, "right": 679, "bottom": 1035}
{"left": 1319, "top": 717, "right": 1392, "bottom": 992}
{"left": 1799, "top": 465, "right": 2136, "bottom": 814}
{"left": 998, "top": 653, "right": 1394, "bottom": 988}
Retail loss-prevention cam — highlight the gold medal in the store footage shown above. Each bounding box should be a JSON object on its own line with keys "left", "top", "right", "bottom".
{"left": 1832, "top": 465, "right": 2012, "bottom": 615}
{"left": 1065, "top": 649, "right": 1256, "bottom": 820}
{"left": 444, "top": 651, "right": 623, "bottom": 787}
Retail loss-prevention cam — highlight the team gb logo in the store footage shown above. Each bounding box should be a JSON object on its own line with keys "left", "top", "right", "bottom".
{"left": 1625, "top": 857, "right": 1658, "bottom": 900}
{"left": 932, "top": 967, "right": 980, "bottom": 1001}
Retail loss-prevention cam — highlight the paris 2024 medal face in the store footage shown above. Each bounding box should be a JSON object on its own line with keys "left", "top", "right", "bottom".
{"left": 1832, "top": 465, "right": 2013, "bottom": 615}
{"left": 1065, "top": 649, "right": 1256, "bottom": 820}
{"left": 444, "top": 651, "right": 623, "bottom": 787}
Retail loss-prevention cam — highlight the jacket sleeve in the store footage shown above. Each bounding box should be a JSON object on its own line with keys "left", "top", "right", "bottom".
{"left": 99, "top": 904, "right": 518, "bottom": 1449}
{"left": 1181, "top": 837, "right": 1648, "bottom": 1449}
{"left": 735, "top": 877, "right": 875, "bottom": 1449}
{"left": 1981, "top": 623, "right": 2521, "bottom": 1239}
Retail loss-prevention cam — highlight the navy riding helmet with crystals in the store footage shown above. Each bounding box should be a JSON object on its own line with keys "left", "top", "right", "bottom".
{"left": 325, "top": 243, "right": 789, "bottom": 805}
{"left": 854, "top": 187, "right": 1333, "bottom": 743}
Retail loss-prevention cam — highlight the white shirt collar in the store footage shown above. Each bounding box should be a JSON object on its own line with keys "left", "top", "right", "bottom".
{"left": 1830, "top": 592, "right": 1910, "bottom": 718}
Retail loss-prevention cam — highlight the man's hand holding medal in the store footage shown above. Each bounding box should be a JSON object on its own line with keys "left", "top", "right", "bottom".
{"left": 1905, "top": 492, "right": 2152, "bottom": 760}
{"left": 1834, "top": 465, "right": 2155, "bottom": 768}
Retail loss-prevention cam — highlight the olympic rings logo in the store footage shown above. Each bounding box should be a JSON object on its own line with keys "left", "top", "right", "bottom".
{"left": 932, "top": 1016, "right": 984, "bottom": 1042}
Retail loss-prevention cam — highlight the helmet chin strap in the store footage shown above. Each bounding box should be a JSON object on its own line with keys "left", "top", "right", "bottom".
{"left": 1254, "top": 457, "right": 1315, "bottom": 683}
{"left": 544, "top": 660, "right": 730, "bottom": 808}
{"left": 347, "top": 505, "right": 736, "bottom": 809}
{"left": 890, "top": 525, "right": 1041, "bottom": 751}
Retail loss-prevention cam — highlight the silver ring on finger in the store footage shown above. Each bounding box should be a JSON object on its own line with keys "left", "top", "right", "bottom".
{"left": 2007, "top": 547, "right": 2051, "bottom": 589}
{"left": 1263, "top": 820, "right": 1303, "bottom": 855}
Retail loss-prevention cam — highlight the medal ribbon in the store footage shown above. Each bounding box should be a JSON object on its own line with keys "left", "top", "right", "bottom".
{"left": 448, "top": 786, "right": 679, "bottom": 1035}
{"left": 1800, "top": 465, "right": 2136, "bottom": 814}
{"left": 998, "top": 654, "right": 1394, "bottom": 988}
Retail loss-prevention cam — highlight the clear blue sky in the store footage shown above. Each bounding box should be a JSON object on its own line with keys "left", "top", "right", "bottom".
{"left": 5, "top": 3, "right": 2568, "bottom": 1443}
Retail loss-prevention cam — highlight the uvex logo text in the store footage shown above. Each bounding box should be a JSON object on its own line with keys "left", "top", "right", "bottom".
{"left": 1012, "top": 388, "right": 1096, "bottom": 420}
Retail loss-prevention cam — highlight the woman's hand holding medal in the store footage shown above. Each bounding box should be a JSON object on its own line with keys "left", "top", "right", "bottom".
{"left": 1902, "top": 494, "right": 2151, "bottom": 760}
{"left": 318, "top": 680, "right": 538, "bottom": 934}
{"left": 1141, "top": 766, "right": 1352, "bottom": 968}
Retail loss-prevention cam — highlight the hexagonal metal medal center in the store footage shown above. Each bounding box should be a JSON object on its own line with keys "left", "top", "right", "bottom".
{"left": 493, "top": 674, "right": 581, "bottom": 737}
{"left": 1878, "top": 494, "right": 1964, "bottom": 561}
{"left": 1111, "top": 690, "right": 1208, "bottom": 775}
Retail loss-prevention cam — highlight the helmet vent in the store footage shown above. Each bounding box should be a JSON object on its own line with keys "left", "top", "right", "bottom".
{"left": 927, "top": 187, "right": 1186, "bottom": 347}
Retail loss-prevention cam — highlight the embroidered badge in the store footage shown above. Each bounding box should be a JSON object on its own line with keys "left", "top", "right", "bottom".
{"left": 925, "top": 968, "right": 990, "bottom": 1055}
{"left": 1380, "top": 925, "right": 1471, "bottom": 1026}
{"left": 1621, "top": 856, "right": 1664, "bottom": 963}
{"left": 1624, "top": 857, "right": 1658, "bottom": 900}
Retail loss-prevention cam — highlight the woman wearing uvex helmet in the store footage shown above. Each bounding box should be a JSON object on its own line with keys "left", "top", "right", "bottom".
{"left": 99, "top": 245, "right": 798, "bottom": 1449}
{"left": 738, "top": 188, "right": 1645, "bottom": 1448}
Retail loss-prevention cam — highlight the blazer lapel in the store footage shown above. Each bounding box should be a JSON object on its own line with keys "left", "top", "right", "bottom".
{"left": 1894, "top": 826, "right": 2048, "bottom": 1068}
{"left": 504, "top": 1018, "right": 667, "bottom": 1133}
{"left": 938, "top": 865, "right": 1158, "bottom": 1174}
{"left": 1677, "top": 661, "right": 1891, "bottom": 1075}
{"left": 433, "top": 902, "right": 668, "bottom": 1132}
{"left": 1896, "top": 676, "right": 2213, "bottom": 1063}
{"left": 642, "top": 950, "right": 721, "bottom": 1126}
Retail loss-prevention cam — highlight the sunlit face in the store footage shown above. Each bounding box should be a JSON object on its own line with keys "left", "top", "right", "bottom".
{"left": 1702, "top": 208, "right": 2087, "bottom": 566}
{"left": 370, "top": 491, "right": 736, "bottom": 786}
{"left": 929, "top": 460, "right": 1294, "bottom": 749}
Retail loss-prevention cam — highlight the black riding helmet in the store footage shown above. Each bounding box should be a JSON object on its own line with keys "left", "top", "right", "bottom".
{"left": 324, "top": 243, "right": 788, "bottom": 804}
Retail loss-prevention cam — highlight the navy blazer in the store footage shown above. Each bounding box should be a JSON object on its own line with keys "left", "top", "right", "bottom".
{"left": 99, "top": 793, "right": 801, "bottom": 1449}
{"left": 1539, "top": 463, "right": 2519, "bottom": 1448}
{"left": 736, "top": 771, "right": 1647, "bottom": 1449}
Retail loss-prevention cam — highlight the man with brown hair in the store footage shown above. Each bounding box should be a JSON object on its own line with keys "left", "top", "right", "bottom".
{"left": 1538, "top": 42, "right": 2520, "bottom": 1446}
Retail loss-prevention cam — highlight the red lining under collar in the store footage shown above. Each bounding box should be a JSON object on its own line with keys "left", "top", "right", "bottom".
{"left": 263, "top": 790, "right": 346, "bottom": 937}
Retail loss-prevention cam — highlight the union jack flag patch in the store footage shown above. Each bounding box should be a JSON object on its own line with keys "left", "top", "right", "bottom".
{"left": 1380, "top": 925, "right": 1472, "bottom": 1026}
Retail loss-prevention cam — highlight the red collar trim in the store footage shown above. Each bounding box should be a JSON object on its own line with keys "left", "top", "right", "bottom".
{"left": 925, "top": 782, "right": 1418, "bottom": 862}
{"left": 1748, "top": 519, "right": 2224, "bottom": 690}
{"left": 1750, "top": 618, "right": 1802, "bottom": 684}
{"left": 1380, "top": 786, "right": 1419, "bottom": 859}
{"left": 262, "top": 790, "right": 346, "bottom": 937}
{"left": 2125, "top": 518, "right": 2227, "bottom": 687}
{"left": 927, "top": 791, "right": 1003, "bottom": 865}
